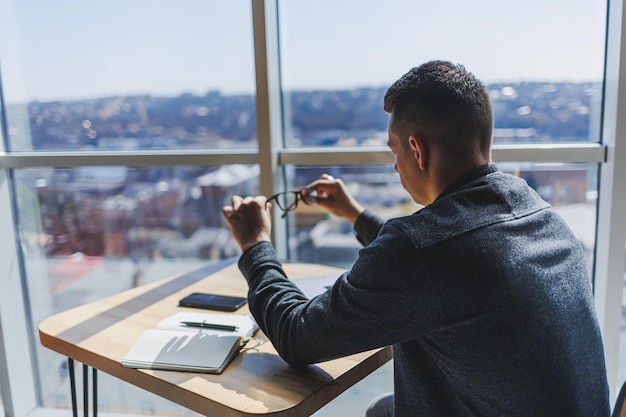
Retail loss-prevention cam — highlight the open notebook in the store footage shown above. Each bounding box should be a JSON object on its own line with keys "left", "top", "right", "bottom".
{"left": 122, "top": 312, "right": 258, "bottom": 374}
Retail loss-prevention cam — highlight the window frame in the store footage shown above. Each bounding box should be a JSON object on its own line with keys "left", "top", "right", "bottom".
{"left": 0, "top": 0, "right": 624, "bottom": 415}
{"left": 592, "top": 0, "right": 626, "bottom": 399}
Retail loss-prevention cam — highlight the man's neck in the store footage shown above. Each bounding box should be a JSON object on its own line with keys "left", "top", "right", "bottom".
{"left": 429, "top": 154, "right": 491, "bottom": 202}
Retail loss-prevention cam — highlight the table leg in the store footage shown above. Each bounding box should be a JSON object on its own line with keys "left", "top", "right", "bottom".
{"left": 93, "top": 368, "right": 97, "bottom": 417}
{"left": 83, "top": 364, "right": 88, "bottom": 417}
{"left": 67, "top": 358, "right": 98, "bottom": 417}
{"left": 68, "top": 358, "right": 77, "bottom": 417}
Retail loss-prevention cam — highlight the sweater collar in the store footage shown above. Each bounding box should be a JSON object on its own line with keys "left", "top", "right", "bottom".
{"left": 434, "top": 163, "right": 499, "bottom": 202}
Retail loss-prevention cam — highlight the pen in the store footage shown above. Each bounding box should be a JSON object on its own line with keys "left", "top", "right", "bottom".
{"left": 180, "top": 321, "right": 239, "bottom": 332}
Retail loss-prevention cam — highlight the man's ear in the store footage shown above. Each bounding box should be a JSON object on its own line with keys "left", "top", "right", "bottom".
{"left": 408, "top": 135, "right": 428, "bottom": 170}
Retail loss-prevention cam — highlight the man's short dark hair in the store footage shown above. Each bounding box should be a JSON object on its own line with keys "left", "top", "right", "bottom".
{"left": 384, "top": 60, "right": 493, "bottom": 161}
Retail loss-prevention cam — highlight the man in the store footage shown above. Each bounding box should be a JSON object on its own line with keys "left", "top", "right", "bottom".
{"left": 222, "top": 61, "right": 610, "bottom": 416}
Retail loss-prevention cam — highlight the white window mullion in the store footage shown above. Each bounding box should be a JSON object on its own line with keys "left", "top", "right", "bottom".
{"left": 594, "top": 0, "right": 626, "bottom": 402}
{"left": 0, "top": 171, "right": 38, "bottom": 417}
{"left": 252, "top": 0, "right": 287, "bottom": 258}
{"left": 0, "top": 150, "right": 259, "bottom": 169}
{"left": 278, "top": 143, "right": 607, "bottom": 166}
{"left": 0, "top": 20, "right": 39, "bottom": 410}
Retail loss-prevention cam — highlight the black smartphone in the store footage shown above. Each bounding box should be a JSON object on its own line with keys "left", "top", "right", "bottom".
{"left": 178, "top": 292, "right": 247, "bottom": 312}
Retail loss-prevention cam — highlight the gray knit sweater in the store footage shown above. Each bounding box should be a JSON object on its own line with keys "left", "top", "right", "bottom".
{"left": 238, "top": 164, "right": 610, "bottom": 416}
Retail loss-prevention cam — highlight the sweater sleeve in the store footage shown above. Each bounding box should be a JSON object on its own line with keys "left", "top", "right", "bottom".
{"left": 353, "top": 209, "right": 385, "bottom": 246}
{"left": 238, "top": 221, "right": 421, "bottom": 366}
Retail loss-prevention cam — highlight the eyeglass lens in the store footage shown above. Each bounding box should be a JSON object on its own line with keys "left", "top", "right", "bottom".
{"left": 272, "top": 191, "right": 300, "bottom": 211}
{"left": 300, "top": 187, "right": 318, "bottom": 205}
{"left": 268, "top": 187, "right": 318, "bottom": 213}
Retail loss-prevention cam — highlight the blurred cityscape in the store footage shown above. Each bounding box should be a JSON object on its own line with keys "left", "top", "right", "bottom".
{"left": 9, "top": 82, "right": 600, "bottom": 151}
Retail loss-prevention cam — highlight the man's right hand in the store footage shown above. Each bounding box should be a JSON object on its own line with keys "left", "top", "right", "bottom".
{"left": 306, "top": 174, "right": 365, "bottom": 224}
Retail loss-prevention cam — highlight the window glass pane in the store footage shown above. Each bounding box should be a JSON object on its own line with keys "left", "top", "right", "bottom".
{"left": 283, "top": 165, "right": 418, "bottom": 267}
{"left": 14, "top": 165, "right": 256, "bottom": 412}
{"left": 285, "top": 163, "right": 598, "bottom": 274}
{"left": 279, "top": 0, "right": 606, "bottom": 147}
{"left": 0, "top": 1, "right": 256, "bottom": 151}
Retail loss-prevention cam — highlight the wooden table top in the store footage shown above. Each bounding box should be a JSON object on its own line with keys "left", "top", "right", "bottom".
{"left": 39, "top": 259, "right": 392, "bottom": 417}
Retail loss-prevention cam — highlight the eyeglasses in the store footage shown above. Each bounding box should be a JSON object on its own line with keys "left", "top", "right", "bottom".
{"left": 266, "top": 187, "right": 319, "bottom": 218}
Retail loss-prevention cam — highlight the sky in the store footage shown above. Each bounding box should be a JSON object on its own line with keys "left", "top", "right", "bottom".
{"left": 0, "top": 0, "right": 608, "bottom": 103}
